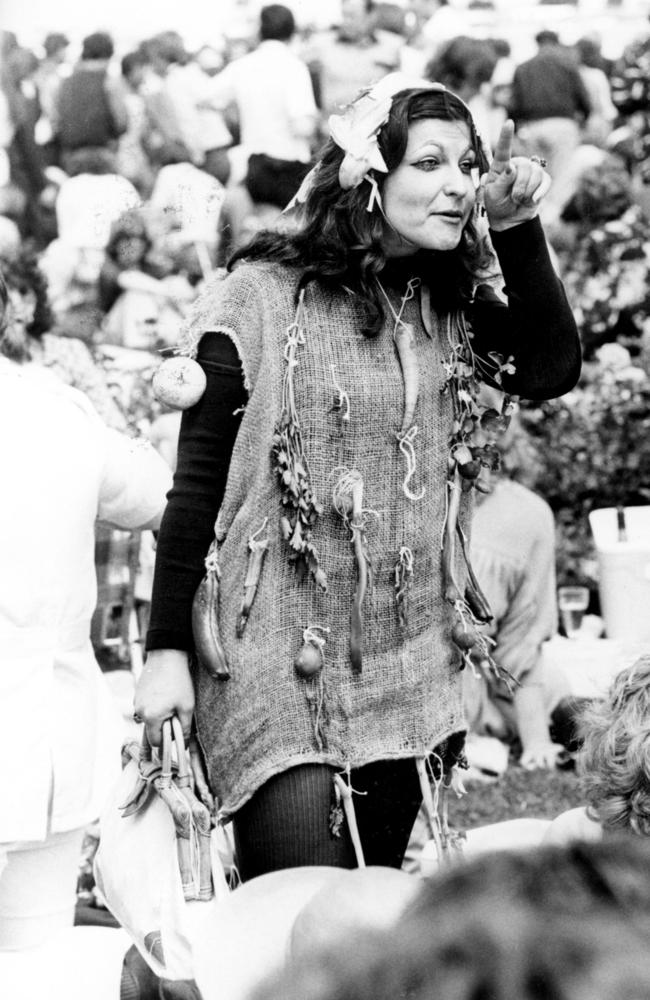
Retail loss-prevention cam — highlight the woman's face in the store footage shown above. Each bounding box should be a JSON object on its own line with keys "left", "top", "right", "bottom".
{"left": 6, "top": 285, "right": 36, "bottom": 334}
{"left": 381, "top": 117, "right": 479, "bottom": 257}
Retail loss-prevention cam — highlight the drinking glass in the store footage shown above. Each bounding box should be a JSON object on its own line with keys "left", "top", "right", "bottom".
{"left": 558, "top": 586, "right": 590, "bottom": 639}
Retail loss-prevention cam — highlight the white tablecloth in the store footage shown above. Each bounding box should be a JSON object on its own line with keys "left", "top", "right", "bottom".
{"left": 540, "top": 634, "right": 648, "bottom": 700}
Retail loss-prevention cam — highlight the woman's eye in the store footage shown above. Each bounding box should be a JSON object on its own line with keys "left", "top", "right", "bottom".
{"left": 460, "top": 161, "right": 476, "bottom": 174}
{"left": 414, "top": 158, "right": 439, "bottom": 171}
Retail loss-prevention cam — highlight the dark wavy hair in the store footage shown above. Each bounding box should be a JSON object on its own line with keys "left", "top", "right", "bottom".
{"left": 0, "top": 246, "right": 53, "bottom": 348}
{"left": 231, "top": 87, "right": 493, "bottom": 337}
{"left": 105, "top": 209, "right": 151, "bottom": 265}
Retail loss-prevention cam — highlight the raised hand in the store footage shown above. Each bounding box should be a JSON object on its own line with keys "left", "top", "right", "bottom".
{"left": 481, "top": 119, "right": 551, "bottom": 231}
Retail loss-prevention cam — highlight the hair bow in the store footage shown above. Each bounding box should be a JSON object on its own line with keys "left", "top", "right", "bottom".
{"left": 285, "top": 73, "right": 446, "bottom": 213}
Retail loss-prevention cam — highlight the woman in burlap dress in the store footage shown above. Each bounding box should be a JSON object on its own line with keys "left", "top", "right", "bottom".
{"left": 136, "top": 74, "right": 581, "bottom": 879}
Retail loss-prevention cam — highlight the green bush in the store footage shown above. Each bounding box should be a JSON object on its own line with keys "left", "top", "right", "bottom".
{"left": 518, "top": 344, "right": 650, "bottom": 588}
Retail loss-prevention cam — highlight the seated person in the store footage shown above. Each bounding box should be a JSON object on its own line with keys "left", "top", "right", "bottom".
{"left": 0, "top": 244, "right": 126, "bottom": 430}
{"left": 255, "top": 836, "right": 650, "bottom": 1000}
{"left": 39, "top": 148, "right": 140, "bottom": 340}
{"left": 98, "top": 209, "right": 194, "bottom": 350}
{"left": 465, "top": 471, "right": 568, "bottom": 771}
{"left": 464, "top": 418, "right": 575, "bottom": 770}
{"left": 545, "top": 655, "right": 650, "bottom": 845}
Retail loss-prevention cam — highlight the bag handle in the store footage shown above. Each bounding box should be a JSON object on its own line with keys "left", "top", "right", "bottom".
{"left": 159, "top": 717, "right": 191, "bottom": 788}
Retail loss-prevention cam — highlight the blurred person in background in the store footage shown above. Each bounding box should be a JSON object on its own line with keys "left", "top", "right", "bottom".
{"left": 210, "top": 4, "right": 318, "bottom": 259}
{"left": 140, "top": 30, "right": 232, "bottom": 185}
{"left": 33, "top": 31, "right": 70, "bottom": 166}
{"left": 39, "top": 146, "right": 140, "bottom": 342}
{"left": 485, "top": 38, "right": 515, "bottom": 150}
{"left": 116, "top": 50, "right": 155, "bottom": 197}
{"left": 575, "top": 36, "right": 617, "bottom": 149}
{"left": 194, "top": 39, "right": 229, "bottom": 78}
{"left": 419, "top": 0, "right": 468, "bottom": 64}
{"left": 2, "top": 45, "right": 54, "bottom": 246}
{"left": 50, "top": 31, "right": 128, "bottom": 176}
{"left": 0, "top": 245, "right": 127, "bottom": 429}
{"left": 509, "top": 30, "right": 591, "bottom": 228}
{"left": 306, "top": 0, "right": 400, "bottom": 117}
{"left": 98, "top": 208, "right": 196, "bottom": 352}
{"left": 424, "top": 36, "right": 498, "bottom": 145}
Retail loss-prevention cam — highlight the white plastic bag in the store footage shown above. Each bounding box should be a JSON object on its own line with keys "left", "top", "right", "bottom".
{"left": 94, "top": 733, "right": 229, "bottom": 981}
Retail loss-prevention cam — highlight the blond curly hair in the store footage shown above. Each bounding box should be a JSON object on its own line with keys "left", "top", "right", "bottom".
{"left": 579, "top": 655, "right": 650, "bottom": 836}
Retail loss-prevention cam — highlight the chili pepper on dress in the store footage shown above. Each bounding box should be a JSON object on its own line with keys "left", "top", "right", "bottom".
{"left": 236, "top": 518, "right": 270, "bottom": 637}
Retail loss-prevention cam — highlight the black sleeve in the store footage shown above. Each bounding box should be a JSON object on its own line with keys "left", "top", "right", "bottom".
{"left": 469, "top": 217, "right": 581, "bottom": 400}
{"left": 145, "top": 332, "right": 246, "bottom": 652}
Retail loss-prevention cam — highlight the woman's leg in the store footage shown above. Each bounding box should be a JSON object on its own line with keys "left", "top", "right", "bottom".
{"left": 351, "top": 758, "right": 423, "bottom": 869}
{"left": 232, "top": 764, "right": 357, "bottom": 881}
{"left": 232, "top": 758, "right": 427, "bottom": 879}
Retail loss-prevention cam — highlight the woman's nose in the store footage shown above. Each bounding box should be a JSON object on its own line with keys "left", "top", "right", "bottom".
{"left": 442, "top": 166, "right": 467, "bottom": 196}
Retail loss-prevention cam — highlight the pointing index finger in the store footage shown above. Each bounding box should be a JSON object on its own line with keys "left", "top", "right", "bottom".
{"left": 490, "top": 119, "right": 515, "bottom": 174}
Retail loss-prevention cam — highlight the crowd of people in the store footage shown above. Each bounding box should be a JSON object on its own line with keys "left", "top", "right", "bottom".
{"left": 3, "top": 1, "right": 650, "bottom": 998}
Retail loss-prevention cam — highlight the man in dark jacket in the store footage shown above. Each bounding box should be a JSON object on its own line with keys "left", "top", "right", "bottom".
{"left": 51, "top": 31, "right": 128, "bottom": 174}
{"left": 509, "top": 30, "right": 591, "bottom": 225}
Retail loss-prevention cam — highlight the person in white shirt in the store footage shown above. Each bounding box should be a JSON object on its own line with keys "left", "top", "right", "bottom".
{"left": 208, "top": 5, "right": 317, "bottom": 177}
{"left": 208, "top": 4, "right": 318, "bottom": 259}
{"left": 142, "top": 31, "right": 232, "bottom": 185}
{"left": 0, "top": 268, "right": 172, "bottom": 955}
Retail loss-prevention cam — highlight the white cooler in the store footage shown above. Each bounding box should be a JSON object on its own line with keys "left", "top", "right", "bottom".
{"left": 589, "top": 505, "right": 650, "bottom": 643}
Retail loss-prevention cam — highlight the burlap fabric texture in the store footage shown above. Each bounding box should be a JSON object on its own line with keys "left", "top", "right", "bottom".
{"left": 184, "top": 262, "right": 471, "bottom": 819}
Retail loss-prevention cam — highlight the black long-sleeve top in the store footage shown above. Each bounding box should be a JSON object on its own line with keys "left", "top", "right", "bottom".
{"left": 146, "top": 218, "right": 581, "bottom": 652}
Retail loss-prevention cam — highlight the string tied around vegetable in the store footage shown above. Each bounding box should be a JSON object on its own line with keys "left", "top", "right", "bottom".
{"left": 331, "top": 766, "right": 367, "bottom": 866}
{"left": 394, "top": 545, "right": 414, "bottom": 629}
{"left": 416, "top": 755, "right": 464, "bottom": 867}
{"left": 330, "top": 364, "right": 351, "bottom": 425}
{"left": 236, "top": 517, "right": 269, "bottom": 638}
{"left": 332, "top": 468, "right": 377, "bottom": 674}
{"left": 441, "top": 309, "right": 520, "bottom": 692}
{"left": 295, "top": 624, "right": 331, "bottom": 750}
{"left": 377, "top": 277, "right": 427, "bottom": 500}
{"left": 397, "top": 424, "right": 426, "bottom": 501}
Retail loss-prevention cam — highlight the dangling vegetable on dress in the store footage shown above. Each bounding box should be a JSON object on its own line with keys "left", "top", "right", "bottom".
{"left": 332, "top": 468, "right": 375, "bottom": 674}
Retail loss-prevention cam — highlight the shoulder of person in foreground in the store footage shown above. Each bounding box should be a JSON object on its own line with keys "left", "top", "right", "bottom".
{"left": 97, "top": 422, "right": 173, "bottom": 531}
{"left": 48, "top": 380, "right": 174, "bottom": 529}
{"left": 252, "top": 837, "right": 650, "bottom": 1000}
{"left": 543, "top": 806, "right": 602, "bottom": 846}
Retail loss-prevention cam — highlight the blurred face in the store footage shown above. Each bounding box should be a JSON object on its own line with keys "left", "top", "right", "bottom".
{"left": 382, "top": 118, "right": 478, "bottom": 257}
{"left": 115, "top": 235, "right": 147, "bottom": 268}
{"left": 7, "top": 285, "right": 36, "bottom": 334}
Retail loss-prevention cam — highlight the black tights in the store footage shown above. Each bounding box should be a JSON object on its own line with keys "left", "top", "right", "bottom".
{"left": 231, "top": 759, "right": 424, "bottom": 882}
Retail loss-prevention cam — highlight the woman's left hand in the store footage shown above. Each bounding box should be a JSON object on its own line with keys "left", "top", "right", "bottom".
{"left": 480, "top": 119, "right": 552, "bottom": 231}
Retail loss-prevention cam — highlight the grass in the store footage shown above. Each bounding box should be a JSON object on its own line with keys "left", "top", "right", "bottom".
{"left": 447, "top": 764, "right": 584, "bottom": 830}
